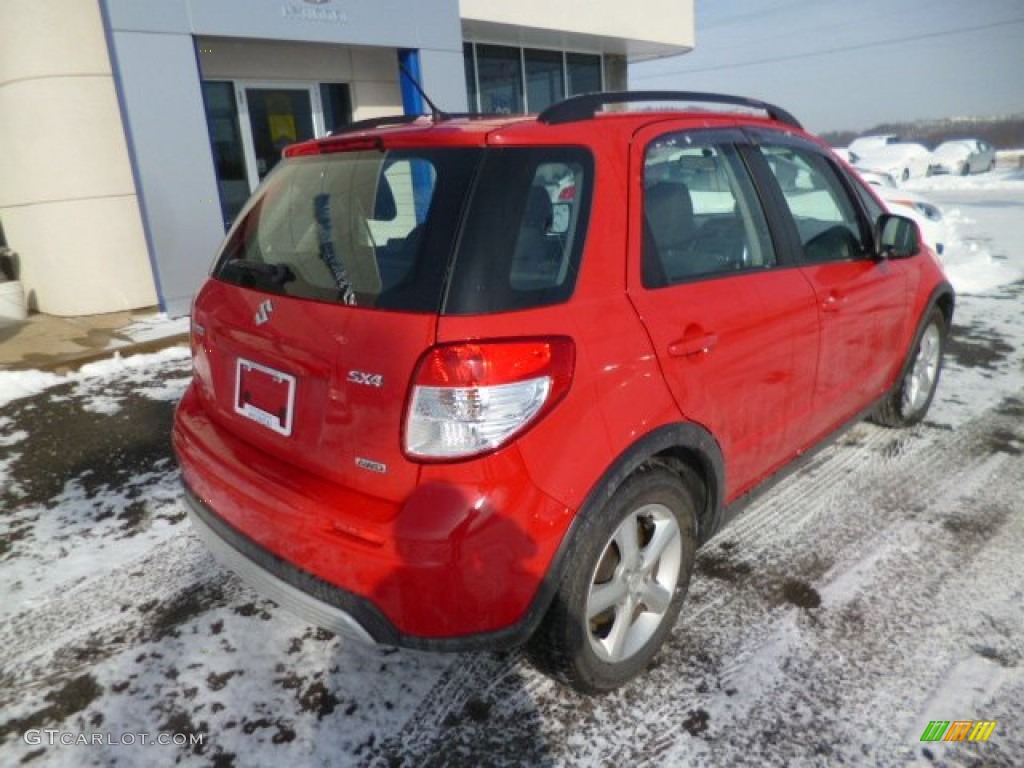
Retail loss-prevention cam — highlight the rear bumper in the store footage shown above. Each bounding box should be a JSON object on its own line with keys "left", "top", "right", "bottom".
{"left": 173, "top": 384, "right": 573, "bottom": 650}
{"left": 185, "top": 487, "right": 381, "bottom": 645}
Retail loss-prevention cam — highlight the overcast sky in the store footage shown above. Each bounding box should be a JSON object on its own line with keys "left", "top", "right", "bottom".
{"left": 629, "top": 0, "right": 1024, "bottom": 133}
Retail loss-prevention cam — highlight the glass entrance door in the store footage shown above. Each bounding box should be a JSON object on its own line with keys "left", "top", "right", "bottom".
{"left": 239, "top": 85, "right": 321, "bottom": 189}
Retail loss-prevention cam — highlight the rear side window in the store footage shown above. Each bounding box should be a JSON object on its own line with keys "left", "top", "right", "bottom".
{"left": 642, "top": 136, "right": 775, "bottom": 287}
{"left": 444, "top": 147, "right": 593, "bottom": 315}
{"left": 214, "top": 148, "right": 479, "bottom": 312}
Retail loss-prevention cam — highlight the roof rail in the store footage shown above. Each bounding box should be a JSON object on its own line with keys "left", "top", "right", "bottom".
{"left": 537, "top": 91, "right": 802, "bottom": 129}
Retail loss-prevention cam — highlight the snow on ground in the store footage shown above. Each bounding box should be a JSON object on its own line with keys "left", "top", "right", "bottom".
{"left": 0, "top": 173, "right": 1022, "bottom": 767}
{"left": 119, "top": 314, "right": 191, "bottom": 343}
{"left": 906, "top": 167, "right": 1024, "bottom": 295}
{"left": 0, "top": 347, "right": 191, "bottom": 410}
{"left": 905, "top": 169, "right": 1024, "bottom": 429}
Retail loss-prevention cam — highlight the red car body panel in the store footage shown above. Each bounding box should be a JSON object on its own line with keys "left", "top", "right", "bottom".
{"left": 177, "top": 383, "right": 572, "bottom": 638}
{"left": 173, "top": 104, "right": 954, "bottom": 648}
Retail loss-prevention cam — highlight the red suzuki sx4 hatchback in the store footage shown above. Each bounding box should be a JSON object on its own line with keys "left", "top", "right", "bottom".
{"left": 173, "top": 92, "right": 953, "bottom": 693}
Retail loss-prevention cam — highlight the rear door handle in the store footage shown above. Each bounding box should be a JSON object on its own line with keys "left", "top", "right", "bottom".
{"left": 669, "top": 332, "right": 719, "bottom": 357}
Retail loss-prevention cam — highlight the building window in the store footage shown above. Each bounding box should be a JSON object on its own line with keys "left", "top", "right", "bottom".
{"left": 201, "top": 81, "right": 248, "bottom": 227}
{"left": 524, "top": 48, "right": 565, "bottom": 113}
{"left": 476, "top": 44, "right": 524, "bottom": 114}
{"left": 464, "top": 43, "right": 603, "bottom": 114}
{"left": 463, "top": 43, "right": 478, "bottom": 113}
{"left": 320, "top": 83, "right": 352, "bottom": 133}
{"left": 567, "top": 53, "right": 602, "bottom": 96}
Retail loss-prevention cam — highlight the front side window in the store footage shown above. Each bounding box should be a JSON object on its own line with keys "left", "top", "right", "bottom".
{"left": 760, "top": 145, "right": 870, "bottom": 263}
{"left": 214, "top": 148, "right": 479, "bottom": 312}
{"left": 642, "top": 135, "right": 775, "bottom": 287}
{"left": 843, "top": 167, "right": 886, "bottom": 225}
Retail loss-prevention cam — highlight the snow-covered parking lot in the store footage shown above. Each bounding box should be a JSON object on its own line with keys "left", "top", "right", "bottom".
{"left": 1, "top": 169, "right": 1023, "bottom": 767}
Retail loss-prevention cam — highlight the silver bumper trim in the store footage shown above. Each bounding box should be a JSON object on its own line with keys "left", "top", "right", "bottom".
{"left": 186, "top": 505, "right": 377, "bottom": 646}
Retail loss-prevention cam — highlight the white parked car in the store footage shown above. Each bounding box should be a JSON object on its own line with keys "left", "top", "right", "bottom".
{"left": 928, "top": 139, "right": 996, "bottom": 176}
{"left": 853, "top": 142, "right": 932, "bottom": 182}
{"left": 832, "top": 147, "right": 854, "bottom": 164}
{"left": 858, "top": 170, "right": 947, "bottom": 254}
{"left": 847, "top": 134, "right": 904, "bottom": 158}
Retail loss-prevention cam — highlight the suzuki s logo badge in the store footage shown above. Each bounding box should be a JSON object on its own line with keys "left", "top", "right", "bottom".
{"left": 254, "top": 300, "right": 273, "bottom": 325}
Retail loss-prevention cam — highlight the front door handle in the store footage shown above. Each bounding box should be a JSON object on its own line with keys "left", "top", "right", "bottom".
{"left": 669, "top": 331, "right": 719, "bottom": 357}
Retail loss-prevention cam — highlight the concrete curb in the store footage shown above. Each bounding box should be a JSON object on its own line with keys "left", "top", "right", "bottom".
{"left": 3, "top": 333, "right": 190, "bottom": 374}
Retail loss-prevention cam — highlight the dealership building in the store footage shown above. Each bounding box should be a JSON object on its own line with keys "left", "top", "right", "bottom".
{"left": 0, "top": 0, "right": 693, "bottom": 317}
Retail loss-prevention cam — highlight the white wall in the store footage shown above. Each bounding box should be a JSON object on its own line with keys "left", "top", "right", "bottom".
{"left": 460, "top": 0, "right": 693, "bottom": 59}
{"left": 102, "top": 0, "right": 466, "bottom": 316}
{"left": 0, "top": 0, "right": 157, "bottom": 316}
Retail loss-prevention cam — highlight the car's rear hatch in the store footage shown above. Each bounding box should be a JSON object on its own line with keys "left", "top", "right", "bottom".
{"left": 190, "top": 130, "right": 596, "bottom": 502}
{"left": 191, "top": 144, "right": 480, "bottom": 501}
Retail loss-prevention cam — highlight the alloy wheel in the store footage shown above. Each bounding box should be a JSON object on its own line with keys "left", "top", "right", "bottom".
{"left": 585, "top": 503, "right": 683, "bottom": 663}
{"left": 902, "top": 322, "right": 941, "bottom": 416}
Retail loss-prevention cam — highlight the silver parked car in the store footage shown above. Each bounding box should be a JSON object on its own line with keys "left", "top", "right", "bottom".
{"left": 928, "top": 139, "right": 996, "bottom": 176}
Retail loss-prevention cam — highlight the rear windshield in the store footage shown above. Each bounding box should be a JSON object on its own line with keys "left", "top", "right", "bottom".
{"left": 213, "top": 145, "right": 593, "bottom": 314}
{"left": 215, "top": 148, "right": 478, "bottom": 312}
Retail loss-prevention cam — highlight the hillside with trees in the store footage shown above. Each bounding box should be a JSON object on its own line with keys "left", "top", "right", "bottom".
{"left": 820, "top": 114, "right": 1024, "bottom": 149}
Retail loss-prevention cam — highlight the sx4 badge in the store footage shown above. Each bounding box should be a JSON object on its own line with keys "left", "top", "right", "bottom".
{"left": 347, "top": 370, "right": 384, "bottom": 388}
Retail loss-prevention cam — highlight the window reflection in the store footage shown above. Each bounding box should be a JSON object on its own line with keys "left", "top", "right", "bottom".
{"left": 525, "top": 49, "right": 564, "bottom": 113}
{"left": 476, "top": 44, "right": 523, "bottom": 114}
{"left": 464, "top": 44, "right": 603, "bottom": 113}
{"left": 201, "top": 81, "right": 248, "bottom": 227}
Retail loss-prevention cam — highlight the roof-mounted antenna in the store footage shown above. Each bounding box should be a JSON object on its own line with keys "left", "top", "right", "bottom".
{"left": 398, "top": 63, "right": 448, "bottom": 122}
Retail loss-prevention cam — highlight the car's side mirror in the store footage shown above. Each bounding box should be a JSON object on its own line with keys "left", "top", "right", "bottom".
{"left": 876, "top": 213, "right": 921, "bottom": 259}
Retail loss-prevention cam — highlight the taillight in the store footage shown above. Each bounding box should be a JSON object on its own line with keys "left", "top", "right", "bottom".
{"left": 404, "top": 337, "right": 575, "bottom": 461}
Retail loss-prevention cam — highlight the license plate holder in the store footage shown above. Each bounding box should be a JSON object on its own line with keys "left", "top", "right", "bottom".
{"left": 234, "top": 358, "right": 296, "bottom": 436}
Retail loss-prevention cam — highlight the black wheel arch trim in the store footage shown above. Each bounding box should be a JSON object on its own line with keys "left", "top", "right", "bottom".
{"left": 569, "top": 421, "right": 728, "bottom": 545}
{"left": 507, "top": 422, "right": 727, "bottom": 641}
{"left": 896, "top": 281, "right": 955, "bottom": 384}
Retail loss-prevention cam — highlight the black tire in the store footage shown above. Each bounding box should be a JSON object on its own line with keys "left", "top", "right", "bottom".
{"left": 528, "top": 463, "right": 698, "bottom": 694}
{"left": 872, "top": 307, "right": 947, "bottom": 428}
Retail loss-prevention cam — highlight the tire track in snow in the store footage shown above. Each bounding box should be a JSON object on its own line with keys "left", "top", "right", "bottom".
{"left": 0, "top": 532, "right": 242, "bottom": 706}
{"left": 367, "top": 396, "right": 1024, "bottom": 767}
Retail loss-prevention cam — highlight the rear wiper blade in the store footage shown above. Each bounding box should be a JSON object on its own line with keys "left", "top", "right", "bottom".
{"left": 313, "top": 193, "right": 357, "bottom": 305}
{"left": 222, "top": 260, "right": 295, "bottom": 285}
